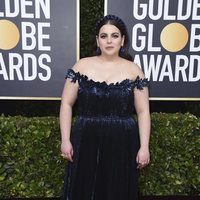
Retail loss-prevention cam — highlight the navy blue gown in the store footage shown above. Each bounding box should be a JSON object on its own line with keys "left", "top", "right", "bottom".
{"left": 61, "top": 68, "right": 149, "bottom": 200}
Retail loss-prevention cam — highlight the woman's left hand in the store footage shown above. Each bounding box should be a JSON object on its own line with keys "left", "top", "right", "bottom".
{"left": 136, "top": 148, "right": 150, "bottom": 169}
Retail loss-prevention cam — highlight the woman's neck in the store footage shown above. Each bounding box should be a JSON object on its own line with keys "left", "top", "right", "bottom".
{"left": 98, "top": 54, "right": 121, "bottom": 63}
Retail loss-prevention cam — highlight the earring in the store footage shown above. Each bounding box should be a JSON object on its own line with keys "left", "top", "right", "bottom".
{"left": 120, "top": 46, "right": 125, "bottom": 54}
{"left": 96, "top": 47, "right": 101, "bottom": 55}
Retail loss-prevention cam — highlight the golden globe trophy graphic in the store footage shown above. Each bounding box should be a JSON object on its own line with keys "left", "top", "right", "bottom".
{"left": 160, "top": 22, "right": 189, "bottom": 52}
{"left": 0, "top": 19, "right": 20, "bottom": 50}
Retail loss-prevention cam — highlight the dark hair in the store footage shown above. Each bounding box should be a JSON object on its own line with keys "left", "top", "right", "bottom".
{"left": 94, "top": 14, "right": 133, "bottom": 61}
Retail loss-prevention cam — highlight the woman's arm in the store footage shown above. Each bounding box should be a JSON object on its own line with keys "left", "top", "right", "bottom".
{"left": 59, "top": 78, "right": 78, "bottom": 162}
{"left": 134, "top": 74, "right": 151, "bottom": 169}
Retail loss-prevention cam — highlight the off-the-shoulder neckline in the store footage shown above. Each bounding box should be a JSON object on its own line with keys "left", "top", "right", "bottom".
{"left": 68, "top": 68, "right": 145, "bottom": 87}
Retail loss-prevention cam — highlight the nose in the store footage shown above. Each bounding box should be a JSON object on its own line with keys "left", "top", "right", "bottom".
{"left": 107, "top": 36, "right": 112, "bottom": 43}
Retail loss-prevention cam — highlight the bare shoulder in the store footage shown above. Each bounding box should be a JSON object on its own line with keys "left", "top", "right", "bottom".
{"left": 72, "top": 56, "right": 97, "bottom": 73}
{"left": 121, "top": 59, "right": 145, "bottom": 79}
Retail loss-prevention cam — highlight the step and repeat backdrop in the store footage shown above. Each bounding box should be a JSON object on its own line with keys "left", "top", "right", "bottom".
{"left": 105, "top": 0, "right": 200, "bottom": 100}
{"left": 0, "top": 0, "right": 199, "bottom": 100}
{"left": 0, "top": 0, "right": 79, "bottom": 99}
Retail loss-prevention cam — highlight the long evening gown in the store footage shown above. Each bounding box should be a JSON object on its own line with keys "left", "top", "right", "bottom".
{"left": 61, "top": 68, "right": 149, "bottom": 200}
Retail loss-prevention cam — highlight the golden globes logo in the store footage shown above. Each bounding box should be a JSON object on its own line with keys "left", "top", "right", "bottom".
{"left": 160, "top": 23, "right": 189, "bottom": 52}
{"left": 0, "top": 20, "right": 20, "bottom": 50}
{"left": 132, "top": 0, "right": 200, "bottom": 83}
{"left": 0, "top": 0, "right": 51, "bottom": 81}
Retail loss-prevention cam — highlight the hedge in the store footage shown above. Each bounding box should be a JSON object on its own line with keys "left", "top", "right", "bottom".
{"left": 80, "top": 0, "right": 104, "bottom": 58}
{"left": 0, "top": 113, "right": 199, "bottom": 198}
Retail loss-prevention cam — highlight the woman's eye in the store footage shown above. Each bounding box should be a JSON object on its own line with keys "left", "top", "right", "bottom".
{"left": 113, "top": 34, "right": 119, "bottom": 38}
{"left": 100, "top": 35, "right": 106, "bottom": 39}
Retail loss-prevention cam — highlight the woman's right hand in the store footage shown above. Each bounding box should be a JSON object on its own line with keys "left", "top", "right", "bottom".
{"left": 61, "top": 140, "right": 73, "bottom": 162}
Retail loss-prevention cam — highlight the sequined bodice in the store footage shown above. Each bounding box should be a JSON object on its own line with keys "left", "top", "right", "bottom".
{"left": 66, "top": 69, "right": 149, "bottom": 118}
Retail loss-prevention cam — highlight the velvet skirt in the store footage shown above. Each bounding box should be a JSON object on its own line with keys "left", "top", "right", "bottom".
{"left": 61, "top": 115, "right": 140, "bottom": 200}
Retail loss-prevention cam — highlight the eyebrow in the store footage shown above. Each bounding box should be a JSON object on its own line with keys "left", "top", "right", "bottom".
{"left": 99, "top": 32, "right": 120, "bottom": 35}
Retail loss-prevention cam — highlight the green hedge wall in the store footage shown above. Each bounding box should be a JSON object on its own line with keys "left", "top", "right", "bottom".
{"left": 0, "top": 116, "right": 64, "bottom": 197}
{"left": 0, "top": 113, "right": 199, "bottom": 198}
{"left": 80, "top": 0, "right": 104, "bottom": 58}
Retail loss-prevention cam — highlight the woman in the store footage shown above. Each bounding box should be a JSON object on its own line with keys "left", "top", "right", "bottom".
{"left": 60, "top": 14, "right": 151, "bottom": 200}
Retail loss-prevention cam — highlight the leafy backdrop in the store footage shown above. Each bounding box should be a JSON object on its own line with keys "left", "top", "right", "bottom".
{"left": 0, "top": 113, "right": 199, "bottom": 198}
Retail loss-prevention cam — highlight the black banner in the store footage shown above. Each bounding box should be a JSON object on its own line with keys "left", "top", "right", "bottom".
{"left": 105, "top": 0, "right": 200, "bottom": 100}
{"left": 0, "top": 0, "right": 79, "bottom": 99}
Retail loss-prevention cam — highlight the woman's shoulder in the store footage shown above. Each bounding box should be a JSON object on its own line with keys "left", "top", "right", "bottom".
{"left": 121, "top": 59, "right": 145, "bottom": 79}
{"left": 71, "top": 56, "right": 97, "bottom": 73}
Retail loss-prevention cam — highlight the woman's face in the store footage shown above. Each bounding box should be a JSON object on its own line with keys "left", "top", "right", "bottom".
{"left": 96, "top": 24, "right": 124, "bottom": 57}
